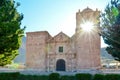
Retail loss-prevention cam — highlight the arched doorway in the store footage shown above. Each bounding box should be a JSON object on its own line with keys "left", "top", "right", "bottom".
{"left": 56, "top": 59, "right": 66, "bottom": 71}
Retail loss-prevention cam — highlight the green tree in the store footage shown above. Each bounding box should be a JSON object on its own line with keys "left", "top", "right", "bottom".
{"left": 100, "top": 0, "right": 120, "bottom": 61}
{"left": 0, "top": 0, "right": 25, "bottom": 66}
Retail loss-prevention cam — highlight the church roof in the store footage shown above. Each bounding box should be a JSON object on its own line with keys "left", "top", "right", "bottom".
{"left": 53, "top": 31, "right": 70, "bottom": 38}
{"left": 26, "top": 31, "right": 48, "bottom": 33}
{"left": 48, "top": 32, "right": 70, "bottom": 42}
{"left": 82, "top": 7, "right": 93, "bottom": 12}
{"left": 26, "top": 31, "right": 51, "bottom": 36}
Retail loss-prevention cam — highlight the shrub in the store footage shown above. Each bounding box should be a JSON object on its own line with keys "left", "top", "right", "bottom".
{"left": 0, "top": 72, "right": 49, "bottom": 80}
{"left": 105, "top": 74, "right": 120, "bottom": 80}
{"left": 37, "top": 75, "right": 49, "bottom": 80}
{"left": 93, "top": 74, "right": 105, "bottom": 80}
{"left": 1, "top": 72, "right": 120, "bottom": 80}
{"left": 18, "top": 74, "right": 49, "bottom": 80}
{"left": 0, "top": 72, "right": 20, "bottom": 80}
{"left": 60, "top": 75, "right": 75, "bottom": 80}
{"left": 75, "top": 73, "right": 92, "bottom": 80}
{"left": 49, "top": 73, "right": 60, "bottom": 80}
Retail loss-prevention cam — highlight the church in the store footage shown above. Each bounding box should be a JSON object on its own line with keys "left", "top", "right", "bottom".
{"left": 26, "top": 7, "right": 101, "bottom": 72}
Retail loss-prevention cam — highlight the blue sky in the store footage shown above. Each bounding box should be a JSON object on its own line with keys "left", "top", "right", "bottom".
{"left": 15, "top": 0, "right": 110, "bottom": 47}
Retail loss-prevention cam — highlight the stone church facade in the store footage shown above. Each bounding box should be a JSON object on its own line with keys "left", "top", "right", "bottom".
{"left": 26, "top": 7, "right": 101, "bottom": 72}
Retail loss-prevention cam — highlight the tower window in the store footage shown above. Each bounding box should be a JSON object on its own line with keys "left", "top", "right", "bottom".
{"left": 59, "top": 46, "right": 63, "bottom": 52}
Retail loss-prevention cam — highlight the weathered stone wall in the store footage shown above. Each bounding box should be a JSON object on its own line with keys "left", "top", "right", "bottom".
{"left": 26, "top": 31, "right": 51, "bottom": 71}
{"left": 26, "top": 8, "right": 101, "bottom": 71}
{"left": 75, "top": 32, "right": 101, "bottom": 69}
{"left": 75, "top": 8, "right": 101, "bottom": 70}
{"left": 46, "top": 32, "right": 76, "bottom": 72}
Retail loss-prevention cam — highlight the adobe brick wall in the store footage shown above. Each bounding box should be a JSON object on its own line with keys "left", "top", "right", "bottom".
{"left": 26, "top": 8, "right": 101, "bottom": 71}
{"left": 26, "top": 31, "right": 51, "bottom": 71}
{"left": 75, "top": 8, "right": 101, "bottom": 70}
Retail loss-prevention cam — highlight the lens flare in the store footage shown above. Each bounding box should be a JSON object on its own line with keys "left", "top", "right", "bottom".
{"left": 81, "top": 21, "right": 94, "bottom": 32}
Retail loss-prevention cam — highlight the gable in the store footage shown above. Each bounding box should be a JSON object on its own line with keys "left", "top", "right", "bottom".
{"left": 48, "top": 32, "right": 70, "bottom": 42}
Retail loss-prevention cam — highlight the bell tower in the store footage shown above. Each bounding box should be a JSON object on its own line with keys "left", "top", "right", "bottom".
{"left": 75, "top": 7, "right": 101, "bottom": 70}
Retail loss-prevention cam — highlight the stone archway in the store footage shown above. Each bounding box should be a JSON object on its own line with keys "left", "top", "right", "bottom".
{"left": 56, "top": 59, "right": 66, "bottom": 71}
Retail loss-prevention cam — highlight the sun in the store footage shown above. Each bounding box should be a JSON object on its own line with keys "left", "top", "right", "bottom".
{"left": 81, "top": 21, "right": 94, "bottom": 32}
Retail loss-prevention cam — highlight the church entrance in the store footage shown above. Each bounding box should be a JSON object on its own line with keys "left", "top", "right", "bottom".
{"left": 56, "top": 59, "right": 66, "bottom": 71}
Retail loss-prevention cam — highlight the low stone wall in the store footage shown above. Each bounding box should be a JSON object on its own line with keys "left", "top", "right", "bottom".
{"left": 101, "top": 69, "right": 120, "bottom": 74}
{"left": 0, "top": 68, "right": 120, "bottom": 75}
{"left": 0, "top": 68, "right": 101, "bottom": 75}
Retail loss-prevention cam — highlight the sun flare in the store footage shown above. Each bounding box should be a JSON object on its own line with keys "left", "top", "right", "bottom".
{"left": 81, "top": 21, "right": 94, "bottom": 32}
